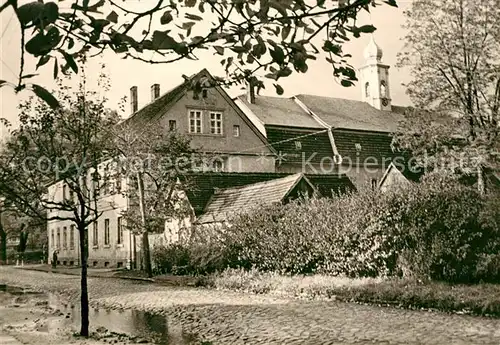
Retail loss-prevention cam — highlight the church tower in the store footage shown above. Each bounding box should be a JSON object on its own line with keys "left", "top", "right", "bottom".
{"left": 359, "top": 36, "right": 392, "bottom": 111}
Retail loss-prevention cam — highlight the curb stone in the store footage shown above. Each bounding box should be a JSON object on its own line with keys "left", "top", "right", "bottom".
{"left": 12, "top": 266, "right": 155, "bottom": 283}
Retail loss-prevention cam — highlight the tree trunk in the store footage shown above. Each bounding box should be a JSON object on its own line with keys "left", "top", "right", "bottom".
{"left": 0, "top": 228, "right": 6, "bottom": 264}
{"left": 78, "top": 223, "right": 89, "bottom": 337}
{"left": 0, "top": 206, "right": 6, "bottom": 264}
{"left": 137, "top": 172, "right": 153, "bottom": 278}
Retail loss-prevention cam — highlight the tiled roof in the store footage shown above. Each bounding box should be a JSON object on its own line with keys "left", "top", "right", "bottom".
{"left": 236, "top": 95, "right": 323, "bottom": 129}
{"left": 332, "top": 129, "right": 397, "bottom": 165}
{"left": 379, "top": 162, "right": 424, "bottom": 189}
{"left": 181, "top": 172, "right": 285, "bottom": 215}
{"left": 197, "top": 173, "right": 310, "bottom": 223}
{"left": 266, "top": 126, "right": 334, "bottom": 164}
{"left": 180, "top": 172, "right": 355, "bottom": 215}
{"left": 295, "top": 94, "right": 403, "bottom": 132}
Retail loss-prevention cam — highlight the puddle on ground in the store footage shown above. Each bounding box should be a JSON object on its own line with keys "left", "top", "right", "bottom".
{"left": 0, "top": 284, "right": 198, "bottom": 344}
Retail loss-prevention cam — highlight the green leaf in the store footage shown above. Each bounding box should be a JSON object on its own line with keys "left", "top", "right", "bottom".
{"left": 17, "top": 2, "right": 44, "bottom": 26}
{"left": 281, "top": 26, "right": 291, "bottom": 41}
{"left": 53, "top": 59, "right": 59, "bottom": 79}
{"left": 214, "top": 46, "right": 224, "bottom": 55}
{"left": 198, "top": 1, "right": 205, "bottom": 13}
{"left": 160, "top": 11, "right": 173, "bottom": 25}
{"left": 151, "top": 30, "right": 178, "bottom": 50}
{"left": 277, "top": 67, "right": 292, "bottom": 78}
{"left": 62, "top": 52, "right": 78, "bottom": 74}
{"left": 185, "top": 13, "right": 202, "bottom": 21}
{"left": 274, "top": 83, "right": 284, "bottom": 95}
{"left": 106, "top": 11, "right": 118, "bottom": 23}
{"left": 265, "top": 73, "right": 277, "bottom": 80}
{"left": 358, "top": 25, "right": 377, "bottom": 34}
{"left": 341, "top": 79, "right": 354, "bottom": 87}
{"left": 36, "top": 55, "right": 51, "bottom": 69}
{"left": 42, "top": 2, "right": 59, "bottom": 25}
{"left": 270, "top": 46, "right": 285, "bottom": 64}
{"left": 323, "top": 41, "right": 341, "bottom": 54}
{"left": 32, "top": 84, "right": 60, "bottom": 109}
{"left": 21, "top": 74, "right": 39, "bottom": 80}
{"left": 25, "top": 31, "right": 59, "bottom": 57}
{"left": 384, "top": 0, "right": 398, "bottom": 7}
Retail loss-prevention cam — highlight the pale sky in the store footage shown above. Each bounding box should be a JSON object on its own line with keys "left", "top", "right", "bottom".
{"left": 0, "top": 0, "right": 413, "bottom": 138}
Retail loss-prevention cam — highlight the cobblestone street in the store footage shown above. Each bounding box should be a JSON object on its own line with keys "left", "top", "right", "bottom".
{"left": 1, "top": 266, "right": 500, "bottom": 344}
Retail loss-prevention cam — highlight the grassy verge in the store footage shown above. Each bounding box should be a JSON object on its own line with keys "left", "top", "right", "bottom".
{"left": 211, "top": 269, "right": 500, "bottom": 317}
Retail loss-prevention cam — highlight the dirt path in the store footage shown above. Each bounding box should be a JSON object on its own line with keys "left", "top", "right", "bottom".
{"left": 1, "top": 266, "right": 500, "bottom": 345}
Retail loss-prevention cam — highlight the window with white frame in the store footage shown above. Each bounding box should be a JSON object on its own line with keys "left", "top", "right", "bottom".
{"left": 210, "top": 112, "right": 223, "bottom": 135}
{"left": 212, "top": 159, "right": 224, "bottom": 172}
{"left": 70, "top": 225, "right": 75, "bottom": 250}
{"left": 51, "top": 229, "right": 55, "bottom": 249}
{"left": 233, "top": 125, "right": 240, "bottom": 137}
{"left": 93, "top": 221, "right": 98, "bottom": 246}
{"left": 63, "top": 227, "right": 67, "bottom": 249}
{"left": 117, "top": 217, "right": 123, "bottom": 244}
{"left": 188, "top": 110, "right": 202, "bottom": 133}
{"left": 104, "top": 218, "right": 110, "bottom": 245}
{"left": 57, "top": 228, "right": 61, "bottom": 248}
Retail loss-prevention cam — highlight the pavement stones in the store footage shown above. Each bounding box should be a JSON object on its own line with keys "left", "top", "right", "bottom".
{"left": 2, "top": 266, "right": 500, "bottom": 345}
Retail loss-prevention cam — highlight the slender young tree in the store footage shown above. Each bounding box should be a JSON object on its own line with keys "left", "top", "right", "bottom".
{"left": 111, "top": 120, "right": 194, "bottom": 277}
{"left": 0, "top": 69, "right": 119, "bottom": 336}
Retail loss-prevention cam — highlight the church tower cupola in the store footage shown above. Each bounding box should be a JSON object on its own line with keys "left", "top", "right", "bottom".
{"left": 359, "top": 35, "right": 392, "bottom": 111}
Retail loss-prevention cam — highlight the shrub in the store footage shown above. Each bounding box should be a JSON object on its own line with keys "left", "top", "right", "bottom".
{"left": 152, "top": 243, "right": 190, "bottom": 275}
{"left": 220, "top": 187, "right": 398, "bottom": 277}
{"left": 383, "top": 176, "right": 500, "bottom": 283}
{"left": 215, "top": 177, "right": 500, "bottom": 283}
{"left": 152, "top": 176, "right": 500, "bottom": 283}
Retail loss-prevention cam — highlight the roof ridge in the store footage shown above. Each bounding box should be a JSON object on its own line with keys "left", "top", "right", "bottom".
{"left": 213, "top": 173, "right": 303, "bottom": 194}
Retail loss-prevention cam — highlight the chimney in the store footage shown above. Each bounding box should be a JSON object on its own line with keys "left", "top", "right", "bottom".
{"left": 151, "top": 83, "right": 160, "bottom": 101}
{"left": 245, "top": 80, "right": 255, "bottom": 104}
{"left": 130, "top": 86, "right": 138, "bottom": 114}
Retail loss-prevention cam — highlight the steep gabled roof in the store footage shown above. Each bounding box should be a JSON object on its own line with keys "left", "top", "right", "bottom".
{"left": 120, "top": 69, "right": 274, "bottom": 153}
{"left": 180, "top": 172, "right": 355, "bottom": 215}
{"left": 122, "top": 74, "right": 194, "bottom": 128}
{"left": 295, "top": 94, "right": 403, "bottom": 132}
{"left": 235, "top": 95, "right": 324, "bottom": 129}
{"left": 197, "top": 173, "right": 315, "bottom": 223}
{"left": 378, "top": 161, "right": 424, "bottom": 190}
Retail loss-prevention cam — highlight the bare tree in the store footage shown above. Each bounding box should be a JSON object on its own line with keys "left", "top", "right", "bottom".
{"left": 396, "top": 0, "right": 500, "bottom": 191}
{"left": 0, "top": 70, "right": 119, "bottom": 336}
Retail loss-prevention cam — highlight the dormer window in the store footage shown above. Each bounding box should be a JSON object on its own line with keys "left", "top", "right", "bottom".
{"left": 295, "top": 141, "right": 302, "bottom": 150}
{"left": 365, "top": 82, "right": 370, "bottom": 98}
{"left": 355, "top": 143, "right": 362, "bottom": 152}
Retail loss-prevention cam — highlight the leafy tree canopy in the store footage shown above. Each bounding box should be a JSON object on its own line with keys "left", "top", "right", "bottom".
{"left": 0, "top": 0, "right": 397, "bottom": 108}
